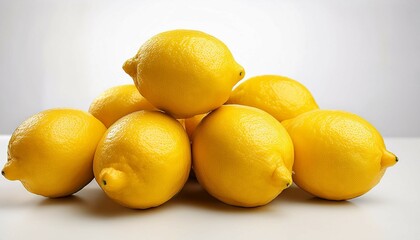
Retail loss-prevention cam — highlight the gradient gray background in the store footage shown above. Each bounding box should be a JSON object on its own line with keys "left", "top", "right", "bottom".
{"left": 1, "top": 0, "right": 419, "bottom": 136}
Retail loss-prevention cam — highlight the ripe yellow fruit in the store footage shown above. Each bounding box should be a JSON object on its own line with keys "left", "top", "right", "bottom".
{"left": 123, "top": 29, "right": 245, "bottom": 118}
{"left": 282, "top": 110, "right": 398, "bottom": 200}
{"left": 88, "top": 84, "right": 156, "bottom": 128}
{"left": 93, "top": 111, "right": 191, "bottom": 209}
{"left": 184, "top": 113, "right": 207, "bottom": 140}
{"left": 228, "top": 75, "right": 319, "bottom": 121}
{"left": 192, "top": 105, "right": 294, "bottom": 207}
{"left": 2, "top": 109, "right": 106, "bottom": 197}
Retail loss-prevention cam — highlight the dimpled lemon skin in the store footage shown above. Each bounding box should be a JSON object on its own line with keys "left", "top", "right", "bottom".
{"left": 89, "top": 84, "right": 156, "bottom": 128}
{"left": 93, "top": 111, "right": 191, "bottom": 209}
{"left": 228, "top": 75, "right": 319, "bottom": 121}
{"left": 2, "top": 109, "right": 106, "bottom": 198}
{"left": 282, "top": 110, "right": 398, "bottom": 200}
{"left": 123, "top": 29, "right": 245, "bottom": 118}
{"left": 192, "top": 105, "right": 294, "bottom": 207}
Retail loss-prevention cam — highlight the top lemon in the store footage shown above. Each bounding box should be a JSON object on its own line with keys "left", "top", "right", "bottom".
{"left": 228, "top": 75, "right": 318, "bottom": 121}
{"left": 123, "top": 29, "right": 245, "bottom": 118}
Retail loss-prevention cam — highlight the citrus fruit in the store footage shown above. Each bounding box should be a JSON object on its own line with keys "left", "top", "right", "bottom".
{"left": 88, "top": 84, "right": 156, "bottom": 128}
{"left": 282, "top": 110, "right": 398, "bottom": 200}
{"left": 228, "top": 75, "right": 318, "bottom": 121}
{"left": 2, "top": 109, "right": 106, "bottom": 197}
{"left": 93, "top": 111, "right": 191, "bottom": 209}
{"left": 184, "top": 113, "right": 207, "bottom": 140}
{"left": 192, "top": 105, "right": 293, "bottom": 207}
{"left": 123, "top": 29, "right": 245, "bottom": 118}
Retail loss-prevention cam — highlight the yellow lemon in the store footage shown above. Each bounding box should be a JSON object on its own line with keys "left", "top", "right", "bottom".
{"left": 192, "top": 105, "right": 293, "bottom": 207}
{"left": 123, "top": 29, "right": 245, "bottom": 118}
{"left": 2, "top": 109, "right": 106, "bottom": 197}
{"left": 89, "top": 84, "right": 156, "bottom": 128}
{"left": 282, "top": 110, "right": 398, "bottom": 200}
{"left": 93, "top": 111, "right": 191, "bottom": 209}
{"left": 228, "top": 75, "right": 318, "bottom": 121}
{"left": 184, "top": 113, "right": 207, "bottom": 140}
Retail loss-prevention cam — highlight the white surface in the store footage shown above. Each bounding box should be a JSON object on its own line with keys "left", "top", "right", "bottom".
{"left": 0, "top": 135, "right": 418, "bottom": 240}
{"left": 1, "top": 0, "right": 420, "bottom": 136}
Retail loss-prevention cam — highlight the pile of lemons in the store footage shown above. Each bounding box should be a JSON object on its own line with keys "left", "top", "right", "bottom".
{"left": 2, "top": 29, "right": 397, "bottom": 209}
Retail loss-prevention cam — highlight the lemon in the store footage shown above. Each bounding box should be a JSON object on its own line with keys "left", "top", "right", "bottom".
{"left": 184, "top": 113, "right": 207, "bottom": 140}
{"left": 282, "top": 110, "right": 398, "bottom": 200}
{"left": 192, "top": 105, "right": 293, "bottom": 207}
{"left": 123, "top": 29, "right": 245, "bottom": 118}
{"left": 88, "top": 84, "right": 156, "bottom": 128}
{"left": 93, "top": 111, "right": 191, "bottom": 209}
{"left": 228, "top": 75, "right": 318, "bottom": 121}
{"left": 2, "top": 109, "right": 106, "bottom": 197}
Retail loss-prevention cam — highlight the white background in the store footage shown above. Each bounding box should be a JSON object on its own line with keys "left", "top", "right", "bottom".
{"left": 0, "top": 0, "right": 419, "bottom": 136}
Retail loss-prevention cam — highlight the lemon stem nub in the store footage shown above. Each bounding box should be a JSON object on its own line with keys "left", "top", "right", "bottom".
{"left": 122, "top": 58, "right": 138, "bottom": 79}
{"left": 381, "top": 150, "right": 398, "bottom": 168}
{"left": 1, "top": 161, "right": 19, "bottom": 181}
{"left": 272, "top": 164, "right": 293, "bottom": 189}
{"left": 99, "top": 168, "right": 128, "bottom": 192}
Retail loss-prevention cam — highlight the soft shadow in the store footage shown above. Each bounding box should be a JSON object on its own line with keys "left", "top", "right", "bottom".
{"left": 34, "top": 188, "right": 152, "bottom": 218}
{"left": 34, "top": 180, "right": 277, "bottom": 217}
{"left": 77, "top": 187, "right": 168, "bottom": 218}
{"left": 166, "top": 179, "right": 273, "bottom": 213}
{"left": 38, "top": 195, "right": 85, "bottom": 207}
{"left": 277, "top": 184, "right": 354, "bottom": 206}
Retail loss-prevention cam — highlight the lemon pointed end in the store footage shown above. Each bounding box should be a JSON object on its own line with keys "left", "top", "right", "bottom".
{"left": 381, "top": 150, "right": 398, "bottom": 168}
{"left": 122, "top": 57, "right": 138, "bottom": 80}
{"left": 272, "top": 164, "right": 293, "bottom": 190}
{"left": 237, "top": 64, "right": 245, "bottom": 82}
{"left": 2, "top": 161, "right": 20, "bottom": 181}
{"left": 99, "top": 168, "right": 128, "bottom": 192}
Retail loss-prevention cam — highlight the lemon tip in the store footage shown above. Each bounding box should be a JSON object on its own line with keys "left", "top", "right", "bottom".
{"left": 238, "top": 66, "right": 245, "bottom": 80}
{"left": 99, "top": 168, "right": 128, "bottom": 192}
{"left": 272, "top": 165, "right": 292, "bottom": 189}
{"left": 1, "top": 162, "right": 20, "bottom": 181}
{"left": 381, "top": 150, "right": 398, "bottom": 168}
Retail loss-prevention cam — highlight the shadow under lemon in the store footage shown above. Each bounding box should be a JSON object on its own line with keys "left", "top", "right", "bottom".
{"left": 167, "top": 179, "right": 274, "bottom": 213}
{"left": 277, "top": 184, "right": 355, "bottom": 206}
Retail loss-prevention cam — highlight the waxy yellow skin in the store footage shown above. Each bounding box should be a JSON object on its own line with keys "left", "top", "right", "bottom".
{"left": 282, "top": 110, "right": 398, "bottom": 200}
{"left": 89, "top": 84, "right": 156, "bottom": 128}
{"left": 2, "top": 109, "right": 106, "bottom": 198}
{"left": 193, "top": 105, "right": 294, "bottom": 207}
{"left": 228, "top": 75, "right": 319, "bottom": 122}
{"left": 123, "top": 29, "right": 245, "bottom": 118}
{"left": 93, "top": 111, "right": 191, "bottom": 209}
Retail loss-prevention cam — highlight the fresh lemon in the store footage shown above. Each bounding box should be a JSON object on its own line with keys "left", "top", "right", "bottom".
{"left": 282, "top": 110, "right": 398, "bottom": 200}
{"left": 123, "top": 29, "right": 245, "bottom": 118}
{"left": 228, "top": 75, "right": 318, "bottom": 121}
{"left": 192, "top": 105, "right": 293, "bottom": 207}
{"left": 88, "top": 84, "right": 156, "bottom": 128}
{"left": 184, "top": 113, "right": 207, "bottom": 140}
{"left": 93, "top": 111, "right": 191, "bottom": 209}
{"left": 2, "top": 109, "right": 106, "bottom": 197}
